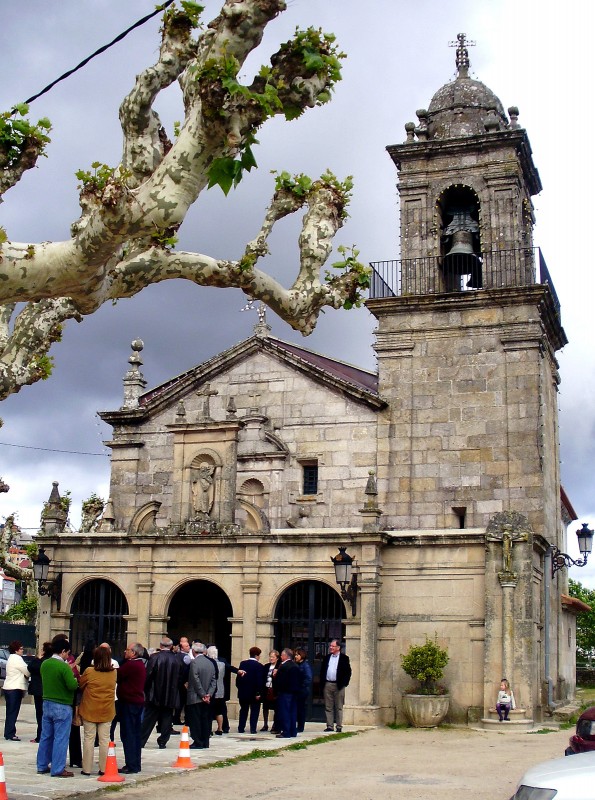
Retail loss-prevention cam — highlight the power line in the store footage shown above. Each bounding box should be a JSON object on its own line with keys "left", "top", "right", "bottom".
{"left": 0, "top": 442, "right": 108, "bottom": 457}
{"left": 15, "top": 1, "right": 175, "bottom": 110}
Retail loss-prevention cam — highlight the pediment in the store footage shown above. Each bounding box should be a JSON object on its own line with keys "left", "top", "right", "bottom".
{"left": 99, "top": 334, "right": 384, "bottom": 426}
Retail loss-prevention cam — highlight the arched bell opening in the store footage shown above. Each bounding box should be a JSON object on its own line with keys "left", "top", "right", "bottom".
{"left": 438, "top": 185, "right": 482, "bottom": 291}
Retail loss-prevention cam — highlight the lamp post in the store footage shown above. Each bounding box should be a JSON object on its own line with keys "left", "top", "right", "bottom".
{"left": 31, "top": 547, "right": 62, "bottom": 607}
{"left": 551, "top": 523, "right": 594, "bottom": 578}
{"left": 330, "top": 546, "right": 358, "bottom": 616}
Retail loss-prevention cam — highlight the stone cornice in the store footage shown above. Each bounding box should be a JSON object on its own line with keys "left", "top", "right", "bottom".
{"left": 367, "top": 284, "right": 567, "bottom": 351}
{"left": 387, "top": 128, "right": 541, "bottom": 195}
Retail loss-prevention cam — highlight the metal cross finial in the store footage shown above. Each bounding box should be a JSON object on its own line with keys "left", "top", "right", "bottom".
{"left": 241, "top": 297, "right": 270, "bottom": 337}
{"left": 449, "top": 32, "right": 475, "bottom": 75}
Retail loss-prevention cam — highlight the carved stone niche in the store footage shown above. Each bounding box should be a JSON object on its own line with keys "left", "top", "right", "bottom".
{"left": 189, "top": 454, "right": 217, "bottom": 519}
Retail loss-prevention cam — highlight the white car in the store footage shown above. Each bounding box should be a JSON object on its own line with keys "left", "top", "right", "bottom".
{"left": 510, "top": 750, "right": 595, "bottom": 799}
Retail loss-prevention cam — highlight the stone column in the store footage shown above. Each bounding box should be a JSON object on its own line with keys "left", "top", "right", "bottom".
{"left": 500, "top": 579, "right": 517, "bottom": 682}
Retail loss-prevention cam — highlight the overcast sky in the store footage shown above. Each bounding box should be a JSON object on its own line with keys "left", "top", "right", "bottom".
{"left": 1, "top": 1, "right": 594, "bottom": 587}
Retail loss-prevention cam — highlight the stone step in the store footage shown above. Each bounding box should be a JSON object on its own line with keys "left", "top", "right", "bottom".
{"left": 481, "top": 717, "right": 535, "bottom": 731}
{"left": 552, "top": 704, "right": 581, "bottom": 722}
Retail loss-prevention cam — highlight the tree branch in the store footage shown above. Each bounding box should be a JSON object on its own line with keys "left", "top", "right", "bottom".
{"left": 0, "top": 0, "right": 365, "bottom": 400}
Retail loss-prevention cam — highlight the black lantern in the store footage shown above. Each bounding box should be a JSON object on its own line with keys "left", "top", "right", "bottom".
{"left": 330, "top": 546, "right": 358, "bottom": 616}
{"left": 32, "top": 548, "right": 62, "bottom": 606}
{"left": 551, "top": 523, "right": 594, "bottom": 578}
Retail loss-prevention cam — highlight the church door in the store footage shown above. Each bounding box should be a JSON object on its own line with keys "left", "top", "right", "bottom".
{"left": 70, "top": 579, "right": 129, "bottom": 660}
{"left": 167, "top": 580, "right": 233, "bottom": 661}
{"left": 274, "top": 581, "right": 346, "bottom": 721}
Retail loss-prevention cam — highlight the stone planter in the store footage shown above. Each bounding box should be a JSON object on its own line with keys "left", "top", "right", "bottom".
{"left": 402, "top": 693, "right": 450, "bottom": 727}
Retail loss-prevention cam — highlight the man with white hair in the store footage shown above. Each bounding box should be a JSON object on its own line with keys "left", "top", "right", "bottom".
{"left": 186, "top": 642, "right": 217, "bottom": 749}
{"left": 140, "top": 638, "right": 182, "bottom": 750}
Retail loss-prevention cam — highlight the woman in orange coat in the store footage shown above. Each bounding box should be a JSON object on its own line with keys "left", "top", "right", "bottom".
{"left": 78, "top": 645, "right": 116, "bottom": 776}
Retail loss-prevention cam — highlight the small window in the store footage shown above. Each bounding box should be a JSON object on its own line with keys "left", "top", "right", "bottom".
{"left": 302, "top": 464, "right": 318, "bottom": 495}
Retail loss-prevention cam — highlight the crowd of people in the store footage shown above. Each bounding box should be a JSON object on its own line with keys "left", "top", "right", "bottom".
{"left": 2, "top": 635, "right": 351, "bottom": 779}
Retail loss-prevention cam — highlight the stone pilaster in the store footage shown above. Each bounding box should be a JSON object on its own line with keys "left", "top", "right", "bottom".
{"left": 240, "top": 546, "right": 261, "bottom": 649}
{"left": 357, "top": 545, "right": 381, "bottom": 707}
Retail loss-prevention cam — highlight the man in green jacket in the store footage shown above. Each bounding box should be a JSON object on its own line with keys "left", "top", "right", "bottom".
{"left": 37, "top": 639, "right": 79, "bottom": 778}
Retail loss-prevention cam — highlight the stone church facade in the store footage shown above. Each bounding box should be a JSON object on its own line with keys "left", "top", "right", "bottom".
{"left": 38, "top": 37, "right": 582, "bottom": 726}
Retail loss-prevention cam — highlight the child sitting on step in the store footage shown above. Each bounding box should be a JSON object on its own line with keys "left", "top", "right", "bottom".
{"left": 496, "top": 678, "right": 515, "bottom": 721}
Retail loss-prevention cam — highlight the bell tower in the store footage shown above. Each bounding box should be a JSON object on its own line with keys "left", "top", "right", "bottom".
{"left": 368, "top": 34, "right": 567, "bottom": 539}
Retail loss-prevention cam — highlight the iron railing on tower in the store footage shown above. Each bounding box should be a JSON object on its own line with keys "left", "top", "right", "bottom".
{"left": 369, "top": 247, "right": 561, "bottom": 322}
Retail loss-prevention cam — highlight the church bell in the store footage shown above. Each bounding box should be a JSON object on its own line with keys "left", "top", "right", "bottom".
{"left": 443, "top": 230, "right": 483, "bottom": 287}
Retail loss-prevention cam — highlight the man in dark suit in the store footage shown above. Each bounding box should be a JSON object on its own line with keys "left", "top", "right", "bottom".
{"left": 236, "top": 646, "right": 265, "bottom": 734}
{"left": 319, "top": 639, "right": 351, "bottom": 732}
{"left": 140, "top": 638, "right": 182, "bottom": 749}
{"left": 273, "top": 648, "right": 301, "bottom": 738}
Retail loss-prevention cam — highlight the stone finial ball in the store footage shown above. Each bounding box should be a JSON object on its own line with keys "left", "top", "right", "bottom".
{"left": 131, "top": 339, "right": 144, "bottom": 352}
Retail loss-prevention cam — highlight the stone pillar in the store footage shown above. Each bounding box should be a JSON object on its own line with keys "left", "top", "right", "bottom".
{"left": 355, "top": 543, "right": 382, "bottom": 721}
{"left": 358, "top": 576, "right": 381, "bottom": 706}
{"left": 484, "top": 511, "right": 534, "bottom": 720}
{"left": 500, "top": 579, "right": 517, "bottom": 682}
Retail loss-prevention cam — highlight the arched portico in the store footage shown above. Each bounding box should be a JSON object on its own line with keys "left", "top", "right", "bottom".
{"left": 274, "top": 579, "right": 346, "bottom": 721}
{"left": 69, "top": 579, "right": 129, "bottom": 660}
{"left": 167, "top": 579, "right": 233, "bottom": 661}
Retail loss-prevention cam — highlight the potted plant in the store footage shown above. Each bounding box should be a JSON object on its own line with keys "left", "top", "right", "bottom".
{"left": 400, "top": 634, "right": 450, "bottom": 727}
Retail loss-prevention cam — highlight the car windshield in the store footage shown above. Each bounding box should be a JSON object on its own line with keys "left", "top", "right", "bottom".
{"left": 577, "top": 719, "right": 595, "bottom": 738}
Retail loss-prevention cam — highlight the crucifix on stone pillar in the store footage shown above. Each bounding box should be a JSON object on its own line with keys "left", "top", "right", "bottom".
{"left": 196, "top": 383, "right": 218, "bottom": 421}
{"left": 486, "top": 520, "right": 529, "bottom": 584}
{"left": 485, "top": 511, "right": 533, "bottom": 710}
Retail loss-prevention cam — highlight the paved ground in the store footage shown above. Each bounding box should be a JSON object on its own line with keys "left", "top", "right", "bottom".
{"left": 0, "top": 701, "right": 575, "bottom": 800}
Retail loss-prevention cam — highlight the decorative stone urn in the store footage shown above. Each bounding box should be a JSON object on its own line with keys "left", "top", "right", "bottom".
{"left": 402, "top": 693, "right": 450, "bottom": 728}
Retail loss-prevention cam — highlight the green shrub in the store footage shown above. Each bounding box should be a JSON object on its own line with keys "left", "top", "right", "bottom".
{"left": 401, "top": 634, "right": 449, "bottom": 694}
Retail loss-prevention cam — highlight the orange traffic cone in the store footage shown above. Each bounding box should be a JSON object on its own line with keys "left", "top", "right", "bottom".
{"left": 171, "top": 725, "right": 195, "bottom": 769}
{"left": 97, "top": 741, "right": 125, "bottom": 783}
{"left": 0, "top": 752, "right": 8, "bottom": 800}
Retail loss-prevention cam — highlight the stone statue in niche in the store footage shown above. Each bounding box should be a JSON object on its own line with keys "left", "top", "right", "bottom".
{"left": 192, "top": 462, "right": 215, "bottom": 515}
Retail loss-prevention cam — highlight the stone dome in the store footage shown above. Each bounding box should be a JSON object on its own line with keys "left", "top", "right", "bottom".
{"left": 426, "top": 75, "right": 508, "bottom": 139}
{"left": 420, "top": 34, "right": 510, "bottom": 139}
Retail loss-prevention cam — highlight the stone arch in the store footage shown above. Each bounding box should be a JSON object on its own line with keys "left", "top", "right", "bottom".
{"left": 236, "top": 498, "right": 271, "bottom": 533}
{"left": 186, "top": 447, "right": 222, "bottom": 470}
{"left": 69, "top": 578, "right": 129, "bottom": 660}
{"left": 129, "top": 500, "right": 161, "bottom": 533}
{"left": 436, "top": 183, "right": 483, "bottom": 291}
{"left": 166, "top": 579, "right": 233, "bottom": 662}
{"left": 273, "top": 579, "right": 347, "bottom": 721}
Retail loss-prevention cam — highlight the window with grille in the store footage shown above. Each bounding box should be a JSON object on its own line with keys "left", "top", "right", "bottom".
{"left": 302, "top": 463, "right": 318, "bottom": 495}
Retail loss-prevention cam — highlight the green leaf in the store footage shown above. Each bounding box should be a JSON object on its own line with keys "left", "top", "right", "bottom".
{"left": 207, "top": 157, "right": 237, "bottom": 195}
{"left": 240, "top": 144, "right": 257, "bottom": 172}
{"left": 302, "top": 48, "right": 325, "bottom": 73}
{"left": 283, "top": 105, "right": 304, "bottom": 121}
{"left": 13, "top": 102, "right": 29, "bottom": 116}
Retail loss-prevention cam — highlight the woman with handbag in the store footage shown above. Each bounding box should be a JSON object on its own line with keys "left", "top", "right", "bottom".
{"left": 3, "top": 640, "right": 30, "bottom": 741}
{"left": 78, "top": 645, "right": 116, "bottom": 776}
